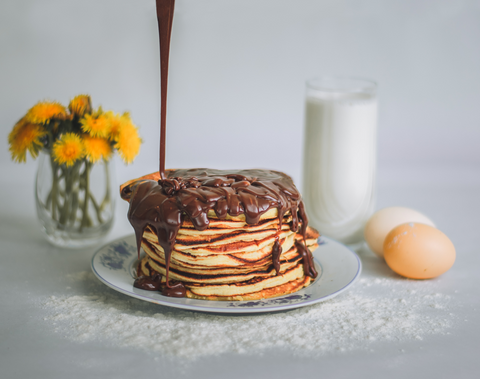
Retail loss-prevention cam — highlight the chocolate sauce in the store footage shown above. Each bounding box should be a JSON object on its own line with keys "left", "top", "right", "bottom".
{"left": 122, "top": 169, "right": 318, "bottom": 297}
{"left": 134, "top": 274, "right": 162, "bottom": 291}
{"left": 295, "top": 240, "right": 318, "bottom": 278}
{"left": 125, "top": 1, "right": 317, "bottom": 297}
{"left": 271, "top": 236, "right": 282, "bottom": 275}
{"left": 161, "top": 281, "right": 187, "bottom": 297}
{"left": 156, "top": 0, "right": 176, "bottom": 180}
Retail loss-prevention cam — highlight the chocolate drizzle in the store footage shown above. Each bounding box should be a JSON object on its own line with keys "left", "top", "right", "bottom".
{"left": 133, "top": 273, "right": 186, "bottom": 297}
{"left": 295, "top": 240, "right": 318, "bottom": 278}
{"left": 272, "top": 237, "right": 282, "bottom": 275}
{"left": 161, "top": 281, "right": 187, "bottom": 297}
{"left": 134, "top": 273, "right": 162, "bottom": 291}
{"left": 122, "top": 169, "right": 318, "bottom": 297}
{"left": 124, "top": 1, "right": 317, "bottom": 297}
{"left": 156, "top": 0, "right": 176, "bottom": 180}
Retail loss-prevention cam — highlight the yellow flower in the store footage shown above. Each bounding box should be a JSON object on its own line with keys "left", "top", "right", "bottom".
{"left": 25, "top": 101, "right": 67, "bottom": 125}
{"left": 69, "top": 95, "right": 92, "bottom": 118}
{"left": 83, "top": 135, "right": 112, "bottom": 163}
{"left": 52, "top": 133, "right": 84, "bottom": 167}
{"left": 107, "top": 111, "right": 126, "bottom": 140}
{"left": 80, "top": 107, "right": 111, "bottom": 138}
{"left": 8, "top": 118, "right": 47, "bottom": 163}
{"left": 114, "top": 120, "right": 141, "bottom": 164}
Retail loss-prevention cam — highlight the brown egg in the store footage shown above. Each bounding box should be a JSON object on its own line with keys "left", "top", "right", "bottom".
{"left": 364, "top": 207, "right": 435, "bottom": 258}
{"left": 383, "top": 223, "right": 455, "bottom": 279}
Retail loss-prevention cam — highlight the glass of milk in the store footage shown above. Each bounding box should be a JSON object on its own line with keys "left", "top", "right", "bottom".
{"left": 302, "top": 76, "right": 378, "bottom": 247}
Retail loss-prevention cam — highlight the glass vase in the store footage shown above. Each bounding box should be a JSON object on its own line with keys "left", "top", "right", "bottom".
{"left": 35, "top": 151, "right": 115, "bottom": 248}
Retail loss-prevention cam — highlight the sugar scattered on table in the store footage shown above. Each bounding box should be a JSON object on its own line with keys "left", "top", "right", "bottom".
{"left": 42, "top": 272, "right": 454, "bottom": 359}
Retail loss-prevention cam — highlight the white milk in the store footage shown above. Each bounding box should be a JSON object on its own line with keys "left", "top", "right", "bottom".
{"left": 302, "top": 88, "right": 377, "bottom": 245}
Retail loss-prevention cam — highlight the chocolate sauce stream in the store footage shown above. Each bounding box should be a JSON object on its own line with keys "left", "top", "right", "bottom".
{"left": 295, "top": 240, "right": 318, "bottom": 278}
{"left": 154, "top": 0, "right": 184, "bottom": 294}
{"left": 156, "top": 0, "right": 176, "bottom": 180}
{"left": 271, "top": 236, "right": 282, "bottom": 275}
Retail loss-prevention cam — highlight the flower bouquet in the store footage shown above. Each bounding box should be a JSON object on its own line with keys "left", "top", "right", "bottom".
{"left": 8, "top": 95, "right": 141, "bottom": 247}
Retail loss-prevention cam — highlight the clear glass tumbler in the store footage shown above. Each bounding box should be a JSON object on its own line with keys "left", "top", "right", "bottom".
{"left": 302, "top": 76, "right": 378, "bottom": 247}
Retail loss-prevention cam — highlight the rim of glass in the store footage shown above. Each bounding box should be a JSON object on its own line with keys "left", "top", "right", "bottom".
{"left": 306, "top": 76, "right": 377, "bottom": 93}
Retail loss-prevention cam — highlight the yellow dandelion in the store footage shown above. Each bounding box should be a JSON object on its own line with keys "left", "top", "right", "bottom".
{"left": 52, "top": 133, "right": 84, "bottom": 167}
{"left": 69, "top": 94, "right": 92, "bottom": 118}
{"left": 83, "top": 135, "right": 112, "bottom": 163}
{"left": 80, "top": 107, "right": 111, "bottom": 138}
{"left": 114, "top": 121, "right": 141, "bottom": 164}
{"left": 107, "top": 111, "right": 127, "bottom": 140}
{"left": 8, "top": 118, "right": 47, "bottom": 163}
{"left": 25, "top": 101, "right": 67, "bottom": 125}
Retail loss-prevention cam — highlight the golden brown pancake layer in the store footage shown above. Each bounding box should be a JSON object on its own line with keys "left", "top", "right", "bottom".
{"left": 136, "top": 213, "right": 320, "bottom": 300}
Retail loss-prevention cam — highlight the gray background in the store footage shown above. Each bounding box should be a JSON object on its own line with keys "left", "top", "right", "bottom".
{"left": 1, "top": 0, "right": 479, "bottom": 378}
{"left": 1, "top": 0, "right": 479, "bottom": 186}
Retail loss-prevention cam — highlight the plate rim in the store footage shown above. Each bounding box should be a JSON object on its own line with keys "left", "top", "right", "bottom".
{"left": 91, "top": 234, "right": 362, "bottom": 314}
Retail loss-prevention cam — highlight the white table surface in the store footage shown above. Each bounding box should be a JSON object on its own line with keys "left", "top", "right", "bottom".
{"left": 1, "top": 166, "right": 479, "bottom": 379}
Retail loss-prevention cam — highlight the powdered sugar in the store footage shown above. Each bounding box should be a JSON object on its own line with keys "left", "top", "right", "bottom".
{"left": 42, "top": 272, "right": 454, "bottom": 358}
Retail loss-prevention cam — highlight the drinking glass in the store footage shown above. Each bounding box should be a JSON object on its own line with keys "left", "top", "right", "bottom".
{"left": 302, "top": 76, "right": 378, "bottom": 247}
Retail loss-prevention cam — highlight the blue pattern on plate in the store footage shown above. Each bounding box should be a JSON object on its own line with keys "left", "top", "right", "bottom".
{"left": 227, "top": 294, "right": 312, "bottom": 308}
{"left": 99, "top": 240, "right": 134, "bottom": 271}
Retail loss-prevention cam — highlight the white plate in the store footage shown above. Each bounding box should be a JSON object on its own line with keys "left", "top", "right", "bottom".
{"left": 91, "top": 235, "right": 361, "bottom": 314}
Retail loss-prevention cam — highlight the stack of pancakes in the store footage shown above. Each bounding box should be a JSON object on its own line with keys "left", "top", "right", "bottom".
{"left": 122, "top": 171, "right": 320, "bottom": 301}
{"left": 136, "top": 209, "right": 319, "bottom": 300}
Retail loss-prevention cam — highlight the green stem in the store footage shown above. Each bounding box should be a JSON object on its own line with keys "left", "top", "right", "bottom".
{"left": 89, "top": 193, "right": 104, "bottom": 224}
{"left": 58, "top": 165, "right": 72, "bottom": 226}
{"left": 45, "top": 190, "right": 52, "bottom": 209}
{"left": 80, "top": 161, "right": 91, "bottom": 230}
{"left": 50, "top": 155, "right": 59, "bottom": 221}
{"left": 100, "top": 159, "right": 111, "bottom": 212}
{"left": 68, "top": 163, "right": 82, "bottom": 226}
{"left": 69, "top": 190, "right": 79, "bottom": 226}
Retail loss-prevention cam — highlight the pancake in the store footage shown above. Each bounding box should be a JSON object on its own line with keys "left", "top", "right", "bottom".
{"left": 144, "top": 224, "right": 294, "bottom": 254}
{"left": 189, "top": 276, "right": 312, "bottom": 301}
{"left": 144, "top": 234, "right": 298, "bottom": 269}
{"left": 121, "top": 169, "right": 321, "bottom": 300}
{"left": 138, "top": 256, "right": 313, "bottom": 300}
{"left": 179, "top": 215, "right": 293, "bottom": 235}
